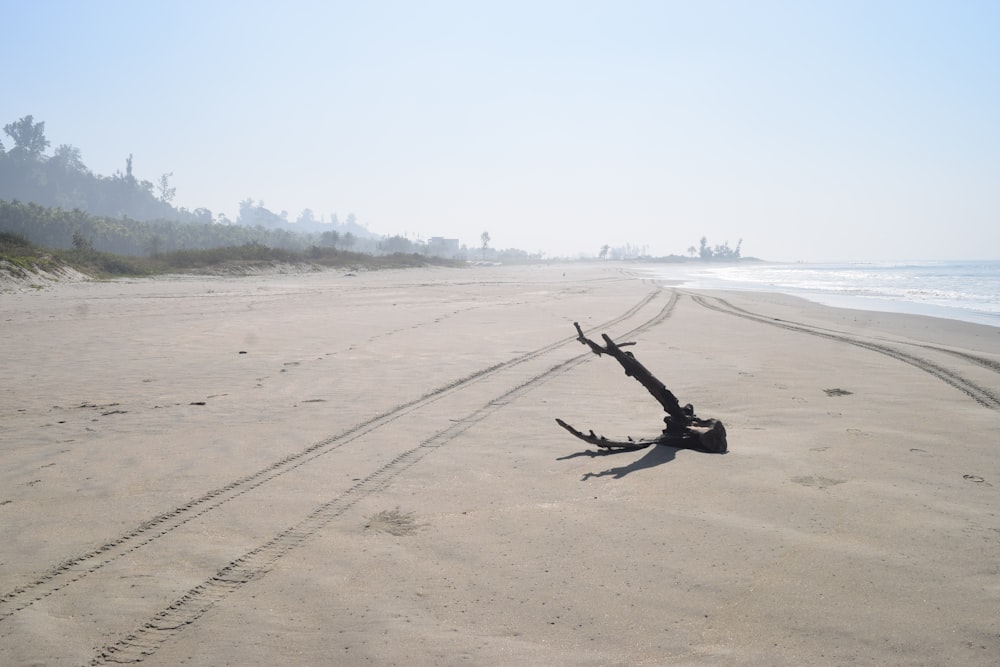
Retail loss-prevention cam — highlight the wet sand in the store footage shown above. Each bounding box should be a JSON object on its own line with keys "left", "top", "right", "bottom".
{"left": 2, "top": 263, "right": 998, "bottom": 665}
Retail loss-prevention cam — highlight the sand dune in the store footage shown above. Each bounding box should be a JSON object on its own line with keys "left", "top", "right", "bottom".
{"left": 2, "top": 263, "right": 998, "bottom": 665}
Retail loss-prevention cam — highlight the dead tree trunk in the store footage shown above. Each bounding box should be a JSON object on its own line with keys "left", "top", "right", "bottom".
{"left": 556, "top": 322, "right": 727, "bottom": 453}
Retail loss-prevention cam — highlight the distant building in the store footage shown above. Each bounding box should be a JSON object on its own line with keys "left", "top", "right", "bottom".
{"left": 427, "top": 237, "right": 461, "bottom": 258}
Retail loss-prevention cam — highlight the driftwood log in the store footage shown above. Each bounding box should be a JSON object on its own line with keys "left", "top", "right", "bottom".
{"left": 555, "top": 322, "right": 727, "bottom": 453}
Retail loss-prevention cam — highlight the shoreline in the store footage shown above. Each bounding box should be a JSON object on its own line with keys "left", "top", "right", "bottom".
{"left": 2, "top": 263, "right": 998, "bottom": 665}
{"left": 639, "top": 260, "right": 1000, "bottom": 328}
{"left": 7, "top": 257, "right": 999, "bottom": 328}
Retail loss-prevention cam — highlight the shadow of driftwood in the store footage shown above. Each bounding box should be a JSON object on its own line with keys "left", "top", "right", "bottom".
{"left": 558, "top": 445, "right": 679, "bottom": 480}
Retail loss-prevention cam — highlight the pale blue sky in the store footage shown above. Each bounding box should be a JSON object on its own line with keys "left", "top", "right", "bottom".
{"left": 3, "top": 0, "right": 998, "bottom": 260}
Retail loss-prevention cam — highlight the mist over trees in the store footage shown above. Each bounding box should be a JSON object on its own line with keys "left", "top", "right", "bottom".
{"left": 1, "top": 115, "right": 544, "bottom": 261}
{"left": 697, "top": 236, "right": 742, "bottom": 260}
{"left": 1, "top": 116, "right": 199, "bottom": 223}
{"left": 3, "top": 115, "right": 745, "bottom": 263}
{"left": 0, "top": 115, "right": 375, "bottom": 234}
{"left": 0, "top": 200, "right": 302, "bottom": 256}
{"left": 0, "top": 115, "right": 393, "bottom": 256}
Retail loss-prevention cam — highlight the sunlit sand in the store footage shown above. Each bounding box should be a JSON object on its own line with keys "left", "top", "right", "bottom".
{"left": 2, "top": 263, "right": 998, "bottom": 665}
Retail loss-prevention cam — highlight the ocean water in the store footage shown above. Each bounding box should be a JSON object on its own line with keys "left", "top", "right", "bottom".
{"left": 649, "top": 260, "right": 1000, "bottom": 328}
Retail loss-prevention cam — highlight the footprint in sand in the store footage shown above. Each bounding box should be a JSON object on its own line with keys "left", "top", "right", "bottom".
{"left": 365, "top": 508, "right": 421, "bottom": 536}
{"left": 791, "top": 475, "right": 846, "bottom": 489}
{"left": 963, "top": 474, "right": 991, "bottom": 485}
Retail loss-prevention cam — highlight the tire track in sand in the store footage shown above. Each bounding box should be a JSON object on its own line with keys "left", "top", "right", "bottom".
{"left": 689, "top": 293, "right": 1000, "bottom": 410}
{"left": 87, "top": 292, "right": 681, "bottom": 665}
{"left": 0, "top": 288, "right": 667, "bottom": 623}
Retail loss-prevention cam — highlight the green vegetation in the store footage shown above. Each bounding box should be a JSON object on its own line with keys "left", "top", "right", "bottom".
{"left": 0, "top": 229, "right": 461, "bottom": 283}
{"left": 0, "top": 199, "right": 330, "bottom": 257}
{"left": 2, "top": 114, "right": 748, "bottom": 263}
{"left": 0, "top": 230, "right": 65, "bottom": 273}
{"left": 0, "top": 115, "right": 439, "bottom": 257}
{"left": 1, "top": 115, "right": 205, "bottom": 224}
{"left": 696, "top": 236, "right": 742, "bottom": 260}
{"left": 1, "top": 114, "right": 511, "bottom": 260}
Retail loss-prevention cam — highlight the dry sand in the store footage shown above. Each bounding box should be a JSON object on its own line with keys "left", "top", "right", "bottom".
{"left": 1, "top": 263, "right": 998, "bottom": 666}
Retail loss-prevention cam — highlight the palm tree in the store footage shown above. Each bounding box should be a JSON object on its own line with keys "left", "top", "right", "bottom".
{"left": 480, "top": 231, "right": 490, "bottom": 260}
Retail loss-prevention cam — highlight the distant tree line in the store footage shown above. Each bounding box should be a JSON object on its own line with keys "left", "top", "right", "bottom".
{"left": 1, "top": 114, "right": 550, "bottom": 263}
{"left": 0, "top": 115, "right": 449, "bottom": 258}
{"left": 0, "top": 115, "right": 206, "bottom": 223}
{"left": 688, "top": 236, "right": 742, "bottom": 260}
{"left": 595, "top": 238, "right": 747, "bottom": 262}
{"left": 0, "top": 114, "right": 376, "bottom": 247}
{"left": 606, "top": 242, "right": 648, "bottom": 260}
{"left": 0, "top": 200, "right": 541, "bottom": 263}
{"left": 0, "top": 200, "right": 314, "bottom": 256}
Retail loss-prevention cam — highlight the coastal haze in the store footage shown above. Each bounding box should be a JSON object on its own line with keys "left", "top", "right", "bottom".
{"left": 3, "top": 2, "right": 1000, "bottom": 666}
{"left": 3, "top": 1, "right": 999, "bottom": 261}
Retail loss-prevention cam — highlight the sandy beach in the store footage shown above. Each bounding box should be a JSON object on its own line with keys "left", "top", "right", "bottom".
{"left": 2, "top": 263, "right": 998, "bottom": 666}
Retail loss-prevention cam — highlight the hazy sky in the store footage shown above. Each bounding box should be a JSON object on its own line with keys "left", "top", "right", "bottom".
{"left": 3, "top": 0, "right": 998, "bottom": 261}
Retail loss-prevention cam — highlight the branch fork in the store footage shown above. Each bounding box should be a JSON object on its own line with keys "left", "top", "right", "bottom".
{"left": 556, "top": 322, "right": 727, "bottom": 453}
